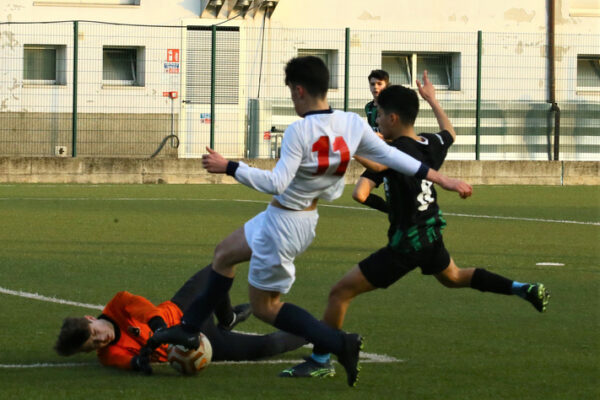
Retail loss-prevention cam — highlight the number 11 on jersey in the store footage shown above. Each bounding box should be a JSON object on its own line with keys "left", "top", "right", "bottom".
{"left": 312, "top": 136, "right": 350, "bottom": 176}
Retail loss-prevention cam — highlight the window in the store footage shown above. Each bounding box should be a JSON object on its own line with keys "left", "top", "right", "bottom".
{"left": 569, "top": 0, "right": 600, "bottom": 17}
{"left": 186, "top": 26, "right": 239, "bottom": 104}
{"left": 34, "top": 1, "right": 140, "bottom": 5}
{"left": 102, "top": 46, "right": 144, "bottom": 86}
{"left": 382, "top": 52, "right": 460, "bottom": 90}
{"left": 298, "top": 49, "right": 339, "bottom": 89}
{"left": 577, "top": 55, "right": 600, "bottom": 90}
{"left": 24, "top": 45, "right": 66, "bottom": 85}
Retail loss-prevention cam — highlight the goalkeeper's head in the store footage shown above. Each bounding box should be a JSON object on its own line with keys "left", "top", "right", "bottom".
{"left": 55, "top": 316, "right": 115, "bottom": 355}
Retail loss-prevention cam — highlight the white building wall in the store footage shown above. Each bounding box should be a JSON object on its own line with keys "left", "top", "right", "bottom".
{"left": 1, "top": 21, "right": 182, "bottom": 114}
{"left": 2, "top": 22, "right": 74, "bottom": 113}
{"left": 270, "top": 0, "right": 599, "bottom": 34}
{"left": 0, "top": 0, "right": 598, "bottom": 160}
{"left": 2, "top": 1, "right": 598, "bottom": 33}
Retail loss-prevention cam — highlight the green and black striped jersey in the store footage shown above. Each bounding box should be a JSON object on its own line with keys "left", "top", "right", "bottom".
{"left": 362, "top": 130, "right": 454, "bottom": 253}
{"left": 364, "top": 100, "right": 378, "bottom": 130}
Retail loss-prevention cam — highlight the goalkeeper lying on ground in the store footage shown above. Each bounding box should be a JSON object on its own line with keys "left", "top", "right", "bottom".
{"left": 54, "top": 265, "right": 306, "bottom": 374}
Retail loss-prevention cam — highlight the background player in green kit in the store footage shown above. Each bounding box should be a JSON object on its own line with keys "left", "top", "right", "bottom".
{"left": 280, "top": 71, "right": 550, "bottom": 378}
{"left": 352, "top": 69, "right": 391, "bottom": 213}
{"left": 364, "top": 69, "right": 389, "bottom": 131}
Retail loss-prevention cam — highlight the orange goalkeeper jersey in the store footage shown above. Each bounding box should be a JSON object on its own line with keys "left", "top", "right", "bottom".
{"left": 96, "top": 291, "right": 183, "bottom": 370}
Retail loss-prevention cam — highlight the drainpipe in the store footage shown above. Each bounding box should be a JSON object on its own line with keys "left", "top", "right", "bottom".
{"left": 72, "top": 21, "right": 78, "bottom": 157}
{"left": 210, "top": 24, "right": 216, "bottom": 149}
{"left": 475, "top": 30, "right": 482, "bottom": 161}
{"left": 548, "top": 0, "right": 560, "bottom": 161}
{"left": 344, "top": 27, "right": 350, "bottom": 112}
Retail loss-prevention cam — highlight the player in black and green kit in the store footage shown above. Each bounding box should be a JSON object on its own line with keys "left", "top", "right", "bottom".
{"left": 353, "top": 69, "right": 391, "bottom": 214}
{"left": 280, "top": 71, "right": 550, "bottom": 378}
{"left": 364, "top": 69, "right": 389, "bottom": 131}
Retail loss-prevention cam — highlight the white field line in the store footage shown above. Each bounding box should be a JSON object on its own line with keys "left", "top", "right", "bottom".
{"left": 0, "top": 197, "right": 597, "bottom": 226}
{"left": 0, "top": 287, "right": 103, "bottom": 310}
{"left": 0, "top": 362, "right": 96, "bottom": 369}
{"left": 0, "top": 287, "right": 402, "bottom": 366}
{"left": 0, "top": 353, "right": 403, "bottom": 369}
{"left": 442, "top": 212, "right": 600, "bottom": 226}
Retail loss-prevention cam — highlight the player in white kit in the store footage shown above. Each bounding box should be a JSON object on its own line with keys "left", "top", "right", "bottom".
{"left": 141, "top": 56, "right": 472, "bottom": 387}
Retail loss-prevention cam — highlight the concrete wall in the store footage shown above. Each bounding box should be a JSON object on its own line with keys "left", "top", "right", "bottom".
{"left": 0, "top": 112, "right": 179, "bottom": 157}
{"left": 0, "top": 158, "right": 597, "bottom": 185}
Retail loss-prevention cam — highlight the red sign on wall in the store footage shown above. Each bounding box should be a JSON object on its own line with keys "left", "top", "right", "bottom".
{"left": 167, "top": 49, "right": 179, "bottom": 62}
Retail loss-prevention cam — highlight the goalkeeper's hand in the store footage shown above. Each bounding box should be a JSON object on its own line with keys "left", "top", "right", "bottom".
{"left": 132, "top": 326, "right": 171, "bottom": 375}
{"left": 144, "top": 326, "right": 164, "bottom": 351}
{"left": 131, "top": 350, "right": 153, "bottom": 375}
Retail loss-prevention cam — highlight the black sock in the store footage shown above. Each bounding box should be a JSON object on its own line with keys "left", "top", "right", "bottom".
{"left": 170, "top": 264, "right": 212, "bottom": 311}
{"left": 181, "top": 269, "right": 233, "bottom": 332}
{"left": 470, "top": 268, "right": 513, "bottom": 295}
{"left": 273, "top": 303, "right": 343, "bottom": 356}
{"left": 214, "top": 292, "right": 235, "bottom": 327}
{"left": 313, "top": 345, "right": 328, "bottom": 356}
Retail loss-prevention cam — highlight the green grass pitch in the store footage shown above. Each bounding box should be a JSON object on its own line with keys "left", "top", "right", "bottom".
{"left": 0, "top": 184, "right": 598, "bottom": 400}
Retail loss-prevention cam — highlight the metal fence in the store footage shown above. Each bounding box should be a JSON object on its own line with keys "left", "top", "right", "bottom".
{"left": 1, "top": 21, "right": 599, "bottom": 160}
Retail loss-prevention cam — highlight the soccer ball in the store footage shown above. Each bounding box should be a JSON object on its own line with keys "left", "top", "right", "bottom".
{"left": 166, "top": 333, "right": 212, "bottom": 375}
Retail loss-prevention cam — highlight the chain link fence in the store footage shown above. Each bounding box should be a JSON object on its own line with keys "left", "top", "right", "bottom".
{"left": 1, "top": 21, "right": 598, "bottom": 160}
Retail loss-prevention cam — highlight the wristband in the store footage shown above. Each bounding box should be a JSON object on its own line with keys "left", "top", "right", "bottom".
{"left": 226, "top": 161, "right": 239, "bottom": 177}
{"left": 415, "top": 164, "right": 430, "bottom": 180}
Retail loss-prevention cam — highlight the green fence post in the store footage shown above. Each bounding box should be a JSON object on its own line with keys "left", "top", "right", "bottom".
{"left": 72, "top": 20, "right": 78, "bottom": 157}
{"left": 210, "top": 25, "right": 216, "bottom": 149}
{"left": 475, "top": 30, "right": 482, "bottom": 161}
{"left": 344, "top": 27, "right": 350, "bottom": 112}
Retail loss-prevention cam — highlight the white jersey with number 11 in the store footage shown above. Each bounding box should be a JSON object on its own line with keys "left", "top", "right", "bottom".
{"left": 233, "top": 109, "right": 426, "bottom": 210}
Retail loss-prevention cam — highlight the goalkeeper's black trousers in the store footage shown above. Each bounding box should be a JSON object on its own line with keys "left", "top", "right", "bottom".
{"left": 170, "top": 265, "right": 306, "bottom": 361}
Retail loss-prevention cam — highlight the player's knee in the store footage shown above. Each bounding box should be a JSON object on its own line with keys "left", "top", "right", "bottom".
{"left": 436, "top": 271, "right": 458, "bottom": 288}
{"left": 251, "top": 308, "right": 269, "bottom": 323}
{"left": 436, "top": 270, "right": 468, "bottom": 288}
{"left": 328, "top": 283, "right": 354, "bottom": 305}
{"left": 213, "top": 242, "right": 235, "bottom": 271}
{"left": 439, "top": 278, "right": 460, "bottom": 288}
{"left": 250, "top": 302, "right": 278, "bottom": 324}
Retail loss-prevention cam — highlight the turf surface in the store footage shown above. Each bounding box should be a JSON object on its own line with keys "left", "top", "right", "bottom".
{"left": 0, "top": 184, "right": 598, "bottom": 399}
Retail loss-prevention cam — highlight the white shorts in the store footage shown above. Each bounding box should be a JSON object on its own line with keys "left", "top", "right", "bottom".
{"left": 244, "top": 204, "right": 318, "bottom": 294}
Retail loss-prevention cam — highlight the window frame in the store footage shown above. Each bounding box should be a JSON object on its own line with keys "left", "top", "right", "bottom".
{"left": 34, "top": 0, "right": 140, "bottom": 6}
{"left": 382, "top": 51, "right": 460, "bottom": 91}
{"left": 297, "top": 48, "right": 339, "bottom": 90}
{"left": 23, "top": 44, "right": 67, "bottom": 86}
{"left": 576, "top": 54, "right": 600, "bottom": 92}
{"left": 185, "top": 25, "right": 240, "bottom": 105}
{"left": 102, "top": 46, "right": 145, "bottom": 87}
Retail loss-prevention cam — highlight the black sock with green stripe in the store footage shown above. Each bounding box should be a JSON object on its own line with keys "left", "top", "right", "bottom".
{"left": 470, "top": 268, "right": 513, "bottom": 295}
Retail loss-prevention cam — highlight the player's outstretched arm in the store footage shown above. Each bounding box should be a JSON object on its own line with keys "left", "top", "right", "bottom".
{"left": 417, "top": 70, "right": 456, "bottom": 141}
{"left": 426, "top": 168, "right": 472, "bottom": 199}
{"left": 202, "top": 141, "right": 301, "bottom": 195}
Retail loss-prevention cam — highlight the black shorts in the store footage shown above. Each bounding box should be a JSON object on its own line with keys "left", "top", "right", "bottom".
{"left": 358, "top": 239, "right": 451, "bottom": 288}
